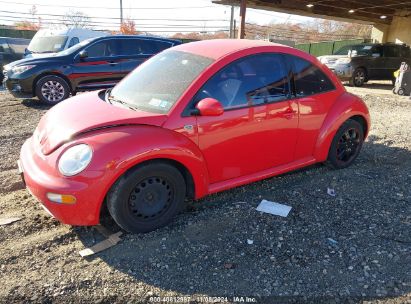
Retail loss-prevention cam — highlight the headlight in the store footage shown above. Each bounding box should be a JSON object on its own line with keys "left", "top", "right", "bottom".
{"left": 11, "top": 65, "right": 36, "bottom": 75}
{"left": 58, "top": 144, "right": 93, "bottom": 176}
{"left": 336, "top": 58, "right": 351, "bottom": 64}
{"left": 3, "top": 64, "right": 10, "bottom": 71}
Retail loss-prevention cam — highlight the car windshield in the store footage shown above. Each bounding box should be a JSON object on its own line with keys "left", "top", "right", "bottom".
{"left": 334, "top": 45, "right": 373, "bottom": 56}
{"left": 28, "top": 35, "right": 68, "bottom": 53}
{"left": 57, "top": 38, "right": 96, "bottom": 56}
{"left": 108, "top": 50, "right": 214, "bottom": 114}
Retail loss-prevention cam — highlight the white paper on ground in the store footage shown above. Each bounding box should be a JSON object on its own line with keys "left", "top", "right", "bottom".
{"left": 327, "top": 188, "right": 336, "bottom": 197}
{"left": 256, "top": 199, "right": 292, "bottom": 217}
{"left": 0, "top": 217, "right": 21, "bottom": 226}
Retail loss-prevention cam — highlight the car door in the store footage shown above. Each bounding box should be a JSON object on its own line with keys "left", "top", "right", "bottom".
{"left": 120, "top": 38, "right": 174, "bottom": 76}
{"left": 286, "top": 54, "right": 340, "bottom": 160}
{"left": 383, "top": 45, "right": 402, "bottom": 79}
{"left": 70, "top": 39, "right": 123, "bottom": 90}
{"left": 192, "top": 53, "right": 298, "bottom": 184}
{"left": 367, "top": 45, "right": 385, "bottom": 79}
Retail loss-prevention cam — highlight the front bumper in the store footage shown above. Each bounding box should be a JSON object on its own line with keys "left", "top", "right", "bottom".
{"left": 4, "top": 76, "right": 33, "bottom": 98}
{"left": 334, "top": 64, "right": 354, "bottom": 81}
{"left": 19, "top": 137, "right": 103, "bottom": 226}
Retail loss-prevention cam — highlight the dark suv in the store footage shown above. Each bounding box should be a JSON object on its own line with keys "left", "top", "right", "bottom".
{"left": 0, "top": 37, "right": 30, "bottom": 82}
{"left": 3, "top": 35, "right": 181, "bottom": 104}
{"left": 319, "top": 43, "right": 411, "bottom": 86}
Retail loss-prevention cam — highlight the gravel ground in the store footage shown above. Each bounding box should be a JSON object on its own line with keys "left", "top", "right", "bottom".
{"left": 0, "top": 82, "right": 410, "bottom": 303}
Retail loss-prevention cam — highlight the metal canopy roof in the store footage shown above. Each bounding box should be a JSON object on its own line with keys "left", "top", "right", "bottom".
{"left": 213, "top": 0, "right": 411, "bottom": 25}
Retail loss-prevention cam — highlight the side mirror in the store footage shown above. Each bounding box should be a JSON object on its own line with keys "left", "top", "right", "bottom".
{"left": 193, "top": 98, "right": 224, "bottom": 116}
{"left": 78, "top": 50, "right": 88, "bottom": 59}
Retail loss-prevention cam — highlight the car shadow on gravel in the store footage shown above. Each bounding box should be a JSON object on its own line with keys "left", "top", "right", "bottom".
{"left": 21, "top": 98, "right": 53, "bottom": 110}
{"left": 73, "top": 137, "right": 410, "bottom": 301}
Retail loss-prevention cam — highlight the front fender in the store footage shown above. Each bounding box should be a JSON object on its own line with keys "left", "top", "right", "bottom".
{"left": 313, "top": 92, "right": 370, "bottom": 162}
{"left": 77, "top": 124, "right": 209, "bottom": 199}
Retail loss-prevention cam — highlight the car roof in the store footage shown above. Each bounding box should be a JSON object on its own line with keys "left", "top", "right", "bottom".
{"left": 96, "top": 35, "right": 181, "bottom": 44}
{"left": 172, "top": 39, "right": 291, "bottom": 60}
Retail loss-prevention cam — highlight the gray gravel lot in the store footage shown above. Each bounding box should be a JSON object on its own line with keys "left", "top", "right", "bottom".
{"left": 0, "top": 82, "right": 410, "bottom": 303}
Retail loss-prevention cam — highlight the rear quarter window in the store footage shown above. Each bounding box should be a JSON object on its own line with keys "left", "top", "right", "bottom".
{"left": 289, "top": 55, "right": 335, "bottom": 97}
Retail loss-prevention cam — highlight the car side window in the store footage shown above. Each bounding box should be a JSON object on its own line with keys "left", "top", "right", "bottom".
{"left": 384, "top": 45, "right": 400, "bottom": 58}
{"left": 120, "top": 39, "right": 166, "bottom": 55}
{"left": 400, "top": 47, "right": 411, "bottom": 58}
{"left": 290, "top": 55, "right": 335, "bottom": 97}
{"left": 194, "top": 54, "right": 290, "bottom": 110}
{"left": 68, "top": 37, "right": 79, "bottom": 48}
{"left": 86, "top": 40, "right": 118, "bottom": 57}
{"left": 152, "top": 41, "right": 173, "bottom": 52}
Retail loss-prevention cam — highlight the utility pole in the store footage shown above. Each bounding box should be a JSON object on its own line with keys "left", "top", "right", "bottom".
{"left": 120, "top": 0, "right": 123, "bottom": 24}
{"left": 239, "top": 0, "right": 246, "bottom": 39}
{"left": 229, "top": 5, "right": 234, "bottom": 38}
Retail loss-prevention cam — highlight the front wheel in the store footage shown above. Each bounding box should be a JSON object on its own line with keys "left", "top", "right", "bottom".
{"left": 327, "top": 119, "right": 364, "bottom": 169}
{"left": 350, "top": 68, "right": 366, "bottom": 87}
{"left": 35, "top": 75, "right": 70, "bottom": 105}
{"left": 107, "top": 163, "right": 186, "bottom": 233}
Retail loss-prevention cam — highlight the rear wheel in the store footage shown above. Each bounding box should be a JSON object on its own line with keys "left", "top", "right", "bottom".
{"left": 35, "top": 75, "right": 70, "bottom": 105}
{"left": 107, "top": 163, "right": 186, "bottom": 233}
{"left": 398, "top": 88, "right": 405, "bottom": 96}
{"left": 327, "top": 119, "right": 364, "bottom": 169}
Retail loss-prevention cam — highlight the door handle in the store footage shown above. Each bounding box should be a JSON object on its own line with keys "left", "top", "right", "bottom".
{"left": 108, "top": 61, "right": 118, "bottom": 66}
{"left": 280, "top": 108, "right": 297, "bottom": 120}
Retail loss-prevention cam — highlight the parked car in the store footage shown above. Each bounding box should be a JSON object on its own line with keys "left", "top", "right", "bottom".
{"left": 19, "top": 39, "right": 370, "bottom": 233}
{"left": 318, "top": 43, "right": 411, "bottom": 86}
{"left": 3, "top": 35, "right": 181, "bottom": 104}
{"left": 0, "top": 37, "right": 30, "bottom": 81}
{"left": 24, "top": 28, "right": 108, "bottom": 58}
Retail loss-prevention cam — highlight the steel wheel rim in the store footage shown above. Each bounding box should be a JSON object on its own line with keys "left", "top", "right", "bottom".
{"left": 41, "top": 80, "right": 65, "bottom": 102}
{"left": 128, "top": 177, "right": 173, "bottom": 221}
{"left": 336, "top": 127, "right": 361, "bottom": 163}
{"left": 354, "top": 71, "right": 365, "bottom": 85}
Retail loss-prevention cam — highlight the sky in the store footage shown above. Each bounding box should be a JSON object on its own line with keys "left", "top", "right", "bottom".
{"left": 0, "top": 0, "right": 315, "bottom": 34}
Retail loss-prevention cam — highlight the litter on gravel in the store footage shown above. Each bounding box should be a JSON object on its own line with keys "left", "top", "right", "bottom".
{"left": 0, "top": 217, "right": 21, "bottom": 226}
{"left": 327, "top": 188, "right": 336, "bottom": 196}
{"left": 256, "top": 199, "right": 292, "bottom": 217}
{"left": 79, "top": 231, "right": 123, "bottom": 257}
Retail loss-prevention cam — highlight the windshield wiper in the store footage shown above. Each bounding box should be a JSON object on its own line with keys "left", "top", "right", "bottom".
{"left": 105, "top": 89, "right": 139, "bottom": 111}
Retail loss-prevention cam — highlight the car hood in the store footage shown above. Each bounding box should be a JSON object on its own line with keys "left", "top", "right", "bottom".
{"left": 4, "top": 54, "right": 63, "bottom": 69}
{"left": 35, "top": 91, "right": 168, "bottom": 155}
{"left": 317, "top": 55, "right": 348, "bottom": 63}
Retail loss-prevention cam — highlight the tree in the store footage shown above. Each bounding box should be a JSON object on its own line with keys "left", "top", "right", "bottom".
{"left": 14, "top": 5, "right": 41, "bottom": 30}
{"left": 119, "top": 18, "right": 138, "bottom": 34}
{"left": 63, "top": 10, "right": 90, "bottom": 28}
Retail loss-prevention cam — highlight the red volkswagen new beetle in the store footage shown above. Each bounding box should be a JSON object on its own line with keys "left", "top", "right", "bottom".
{"left": 19, "top": 39, "right": 370, "bottom": 233}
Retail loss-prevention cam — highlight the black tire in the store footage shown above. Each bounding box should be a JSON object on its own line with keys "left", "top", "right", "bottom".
{"left": 327, "top": 119, "right": 364, "bottom": 169}
{"left": 392, "top": 87, "right": 397, "bottom": 94}
{"left": 35, "top": 75, "right": 70, "bottom": 105}
{"left": 107, "top": 162, "right": 186, "bottom": 233}
{"left": 351, "top": 68, "right": 366, "bottom": 87}
{"left": 398, "top": 88, "right": 405, "bottom": 96}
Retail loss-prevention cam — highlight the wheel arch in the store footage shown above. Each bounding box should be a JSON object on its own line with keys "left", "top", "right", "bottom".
{"left": 313, "top": 92, "right": 370, "bottom": 162}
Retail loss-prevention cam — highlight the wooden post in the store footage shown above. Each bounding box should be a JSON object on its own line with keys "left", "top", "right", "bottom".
{"left": 239, "top": 0, "right": 247, "bottom": 39}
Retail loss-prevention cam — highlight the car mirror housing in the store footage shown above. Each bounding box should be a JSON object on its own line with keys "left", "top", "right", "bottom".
{"left": 79, "top": 50, "right": 88, "bottom": 59}
{"left": 194, "top": 98, "right": 224, "bottom": 116}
